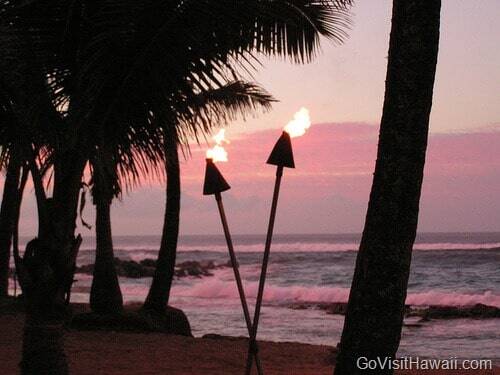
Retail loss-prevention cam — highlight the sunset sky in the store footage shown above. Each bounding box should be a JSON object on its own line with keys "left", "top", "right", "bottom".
{"left": 8, "top": 0, "right": 500, "bottom": 236}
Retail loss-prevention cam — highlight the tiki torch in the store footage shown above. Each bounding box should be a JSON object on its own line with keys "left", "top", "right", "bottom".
{"left": 245, "top": 108, "right": 311, "bottom": 375}
{"left": 203, "top": 130, "right": 264, "bottom": 375}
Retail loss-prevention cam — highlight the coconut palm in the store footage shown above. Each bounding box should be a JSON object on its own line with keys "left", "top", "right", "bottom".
{"left": 0, "top": 151, "right": 30, "bottom": 297}
{"left": 0, "top": 26, "right": 32, "bottom": 297}
{"left": 0, "top": 3, "right": 103, "bottom": 372}
{"left": 35, "top": 0, "right": 277, "bottom": 314}
{"left": 0, "top": 18, "right": 78, "bottom": 374}
{"left": 59, "top": 0, "right": 352, "bottom": 315}
{"left": 0, "top": 115, "right": 22, "bottom": 298}
{"left": 334, "top": 1, "right": 441, "bottom": 374}
{"left": 87, "top": 115, "right": 167, "bottom": 313}
{"left": 110, "top": 0, "right": 353, "bottom": 313}
{"left": 88, "top": 80, "right": 274, "bottom": 314}
{"left": 144, "top": 82, "right": 274, "bottom": 312}
{"left": 2, "top": 0, "right": 353, "bottom": 372}
{"left": 0, "top": 18, "right": 64, "bottom": 301}
{"left": 0, "top": 134, "right": 21, "bottom": 297}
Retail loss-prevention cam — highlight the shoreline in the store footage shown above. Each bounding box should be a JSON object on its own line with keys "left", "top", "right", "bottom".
{"left": 1, "top": 301, "right": 499, "bottom": 374}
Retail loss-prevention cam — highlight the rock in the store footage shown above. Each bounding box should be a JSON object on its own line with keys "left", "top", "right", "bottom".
{"left": 289, "top": 301, "right": 500, "bottom": 320}
{"left": 141, "top": 306, "right": 192, "bottom": 336}
{"left": 75, "top": 257, "right": 230, "bottom": 279}
{"left": 286, "top": 302, "right": 349, "bottom": 315}
{"left": 75, "top": 263, "right": 94, "bottom": 274}
{"left": 176, "top": 261, "right": 213, "bottom": 277}
{"left": 71, "top": 305, "right": 192, "bottom": 336}
{"left": 321, "top": 302, "right": 348, "bottom": 315}
{"left": 202, "top": 334, "right": 246, "bottom": 341}
{"left": 468, "top": 303, "right": 500, "bottom": 318}
{"left": 139, "top": 258, "right": 156, "bottom": 268}
{"left": 407, "top": 303, "right": 500, "bottom": 319}
{"left": 120, "top": 259, "right": 155, "bottom": 278}
{"left": 288, "top": 303, "right": 310, "bottom": 310}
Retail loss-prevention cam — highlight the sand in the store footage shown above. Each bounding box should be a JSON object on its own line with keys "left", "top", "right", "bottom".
{"left": 0, "top": 310, "right": 498, "bottom": 374}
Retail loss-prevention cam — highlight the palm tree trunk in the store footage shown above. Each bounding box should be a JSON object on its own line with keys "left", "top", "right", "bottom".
{"left": 20, "top": 151, "right": 85, "bottom": 375}
{"left": 20, "top": 232, "right": 81, "bottom": 375}
{"left": 12, "top": 166, "right": 29, "bottom": 293}
{"left": 21, "top": 320, "right": 68, "bottom": 375}
{"left": 334, "top": 1, "right": 441, "bottom": 374}
{"left": 0, "top": 158, "right": 21, "bottom": 296}
{"left": 144, "top": 134, "right": 180, "bottom": 312}
{"left": 90, "top": 178, "right": 123, "bottom": 314}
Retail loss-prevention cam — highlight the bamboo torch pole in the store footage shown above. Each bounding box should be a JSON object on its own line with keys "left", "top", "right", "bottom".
{"left": 203, "top": 158, "right": 264, "bottom": 375}
{"left": 245, "top": 131, "right": 295, "bottom": 375}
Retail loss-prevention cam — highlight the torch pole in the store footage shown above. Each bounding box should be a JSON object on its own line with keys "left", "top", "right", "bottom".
{"left": 245, "top": 165, "right": 284, "bottom": 375}
{"left": 214, "top": 192, "right": 264, "bottom": 375}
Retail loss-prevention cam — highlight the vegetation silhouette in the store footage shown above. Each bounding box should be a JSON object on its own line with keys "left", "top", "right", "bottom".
{"left": 0, "top": 1, "right": 352, "bottom": 374}
{"left": 334, "top": 1, "right": 441, "bottom": 374}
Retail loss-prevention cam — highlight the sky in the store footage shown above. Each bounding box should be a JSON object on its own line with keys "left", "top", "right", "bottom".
{"left": 6, "top": 0, "right": 500, "bottom": 236}
{"left": 227, "top": 0, "right": 500, "bottom": 136}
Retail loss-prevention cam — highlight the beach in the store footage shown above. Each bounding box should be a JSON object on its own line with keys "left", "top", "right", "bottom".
{"left": 1, "top": 309, "right": 499, "bottom": 375}
{"left": 4, "top": 233, "right": 500, "bottom": 374}
{"left": 6, "top": 233, "right": 500, "bottom": 365}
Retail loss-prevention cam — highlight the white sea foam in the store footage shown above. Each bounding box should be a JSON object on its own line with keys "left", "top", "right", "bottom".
{"left": 170, "top": 275, "right": 500, "bottom": 308}
{"left": 79, "top": 241, "right": 500, "bottom": 253}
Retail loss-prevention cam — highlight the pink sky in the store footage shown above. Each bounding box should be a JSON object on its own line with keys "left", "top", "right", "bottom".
{"left": 177, "top": 123, "right": 500, "bottom": 234}
{"left": 228, "top": 0, "right": 500, "bottom": 137}
{"left": 11, "top": 122, "right": 500, "bottom": 236}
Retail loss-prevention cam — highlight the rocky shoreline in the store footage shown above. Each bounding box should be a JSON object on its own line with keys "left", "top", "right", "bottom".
{"left": 75, "top": 258, "right": 231, "bottom": 278}
{"left": 288, "top": 301, "right": 500, "bottom": 320}
{"left": 72, "top": 258, "right": 499, "bottom": 322}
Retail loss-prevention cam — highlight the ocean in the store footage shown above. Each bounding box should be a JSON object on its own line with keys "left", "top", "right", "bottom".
{"left": 14, "top": 232, "right": 500, "bottom": 362}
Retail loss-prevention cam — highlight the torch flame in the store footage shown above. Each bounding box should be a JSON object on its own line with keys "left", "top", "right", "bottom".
{"left": 206, "top": 129, "right": 229, "bottom": 162}
{"left": 283, "top": 107, "right": 311, "bottom": 138}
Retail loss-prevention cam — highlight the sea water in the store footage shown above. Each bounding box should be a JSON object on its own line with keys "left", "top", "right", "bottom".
{"left": 15, "top": 232, "right": 500, "bottom": 362}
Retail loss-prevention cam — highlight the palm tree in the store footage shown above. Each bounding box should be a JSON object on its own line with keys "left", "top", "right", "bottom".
{"left": 88, "top": 148, "right": 125, "bottom": 314}
{"left": 0, "top": 154, "right": 21, "bottom": 296}
{"left": 334, "top": 1, "right": 441, "bottom": 374}
{"left": 68, "top": 0, "right": 352, "bottom": 315}
{"left": 1, "top": 3, "right": 93, "bottom": 372}
{"left": 0, "top": 151, "right": 29, "bottom": 297}
{"left": 2, "top": 0, "right": 353, "bottom": 371}
{"left": 0, "top": 69, "right": 74, "bottom": 375}
{"left": 144, "top": 82, "right": 274, "bottom": 312}
{"left": 133, "top": 0, "right": 354, "bottom": 313}
{"left": 88, "top": 80, "right": 274, "bottom": 314}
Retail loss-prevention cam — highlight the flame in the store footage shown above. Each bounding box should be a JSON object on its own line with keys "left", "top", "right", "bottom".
{"left": 206, "top": 129, "right": 229, "bottom": 162}
{"left": 283, "top": 107, "right": 311, "bottom": 138}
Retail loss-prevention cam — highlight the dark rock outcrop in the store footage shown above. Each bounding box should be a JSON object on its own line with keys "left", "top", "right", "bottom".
{"left": 289, "top": 302, "right": 348, "bottom": 315}
{"left": 75, "top": 258, "right": 230, "bottom": 279}
{"left": 71, "top": 305, "right": 192, "bottom": 336}
{"left": 288, "top": 301, "right": 500, "bottom": 320}
{"left": 407, "top": 303, "right": 500, "bottom": 320}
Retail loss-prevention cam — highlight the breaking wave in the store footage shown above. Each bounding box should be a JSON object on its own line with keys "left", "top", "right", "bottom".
{"left": 171, "top": 277, "right": 500, "bottom": 308}
{"left": 79, "top": 242, "right": 500, "bottom": 253}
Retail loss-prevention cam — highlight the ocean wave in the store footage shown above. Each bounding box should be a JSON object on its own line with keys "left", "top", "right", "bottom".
{"left": 170, "top": 278, "right": 500, "bottom": 308}
{"left": 78, "top": 242, "right": 500, "bottom": 253}
{"left": 405, "top": 290, "right": 500, "bottom": 307}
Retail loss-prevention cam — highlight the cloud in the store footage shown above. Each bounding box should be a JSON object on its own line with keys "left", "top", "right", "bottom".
{"left": 7, "top": 123, "right": 500, "bottom": 235}
{"left": 174, "top": 122, "right": 500, "bottom": 234}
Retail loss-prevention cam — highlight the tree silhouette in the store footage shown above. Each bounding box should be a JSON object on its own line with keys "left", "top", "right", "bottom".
{"left": 334, "top": 1, "right": 441, "bottom": 374}
{"left": 0, "top": 1, "right": 353, "bottom": 372}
